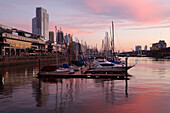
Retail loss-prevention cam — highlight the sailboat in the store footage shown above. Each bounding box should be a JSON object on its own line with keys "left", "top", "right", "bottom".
{"left": 86, "top": 21, "right": 135, "bottom": 74}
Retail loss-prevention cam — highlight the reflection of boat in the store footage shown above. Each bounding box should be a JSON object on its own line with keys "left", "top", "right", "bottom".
{"left": 86, "top": 58, "right": 135, "bottom": 74}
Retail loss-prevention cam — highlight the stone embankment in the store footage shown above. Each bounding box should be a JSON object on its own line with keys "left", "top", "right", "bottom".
{"left": 0, "top": 55, "right": 68, "bottom": 67}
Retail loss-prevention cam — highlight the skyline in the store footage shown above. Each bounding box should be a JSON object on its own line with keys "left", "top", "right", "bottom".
{"left": 1, "top": 0, "right": 170, "bottom": 51}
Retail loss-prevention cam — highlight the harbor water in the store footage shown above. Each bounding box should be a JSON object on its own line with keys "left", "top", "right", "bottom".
{"left": 0, "top": 57, "right": 170, "bottom": 113}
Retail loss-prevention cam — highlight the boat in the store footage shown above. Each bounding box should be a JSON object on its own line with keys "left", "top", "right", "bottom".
{"left": 86, "top": 57, "right": 135, "bottom": 74}
{"left": 164, "top": 56, "right": 170, "bottom": 59}
{"left": 40, "top": 65, "right": 74, "bottom": 75}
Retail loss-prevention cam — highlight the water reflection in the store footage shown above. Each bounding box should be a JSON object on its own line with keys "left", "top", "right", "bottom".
{"left": 32, "top": 79, "right": 49, "bottom": 107}
{"left": 1, "top": 57, "right": 170, "bottom": 113}
{"left": 34, "top": 77, "right": 128, "bottom": 113}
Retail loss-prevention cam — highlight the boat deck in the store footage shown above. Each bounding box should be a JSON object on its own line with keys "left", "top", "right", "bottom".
{"left": 38, "top": 66, "right": 131, "bottom": 80}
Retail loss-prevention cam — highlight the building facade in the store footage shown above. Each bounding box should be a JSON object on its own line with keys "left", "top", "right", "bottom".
{"left": 144, "top": 45, "right": 147, "bottom": 51}
{"left": 49, "top": 31, "right": 54, "bottom": 42}
{"left": 0, "top": 24, "right": 46, "bottom": 56}
{"left": 135, "top": 45, "right": 142, "bottom": 51}
{"left": 150, "top": 40, "right": 167, "bottom": 50}
{"left": 32, "top": 7, "right": 49, "bottom": 41}
{"left": 56, "top": 31, "right": 64, "bottom": 44}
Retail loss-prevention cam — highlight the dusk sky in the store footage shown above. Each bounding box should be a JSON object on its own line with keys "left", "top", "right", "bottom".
{"left": 1, "top": 0, "right": 170, "bottom": 51}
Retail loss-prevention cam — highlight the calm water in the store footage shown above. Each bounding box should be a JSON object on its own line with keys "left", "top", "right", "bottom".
{"left": 0, "top": 57, "right": 170, "bottom": 113}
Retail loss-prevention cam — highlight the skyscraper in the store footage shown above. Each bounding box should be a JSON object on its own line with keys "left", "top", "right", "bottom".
{"left": 56, "top": 30, "right": 64, "bottom": 44}
{"left": 49, "top": 31, "right": 54, "bottom": 42}
{"left": 135, "top": 45, "right": 141, "bottom": 51}
{"left": 32, "top": 7, "right": 49, "bottom": 40}
{"left": 144, "top": 45, "right": 147, "bottom": 51}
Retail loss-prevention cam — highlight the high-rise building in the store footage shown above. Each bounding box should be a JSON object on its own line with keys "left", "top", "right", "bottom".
{"left": 56, "top": 31, "right": 64, "bottom": 44}
{"left": 32, "top": 7, "right": 49, "bottom": 40}
{"left": 144, "top": 45, "right": 147, "bottom": 51}
{"left": 135, "top": 45, "right": 141, "bottom": 51}
{"left": 64, "top": 34, "right": 71, "bottom": 44}
{"left": 49, "top": 31, "right": 54, "bottom": 42}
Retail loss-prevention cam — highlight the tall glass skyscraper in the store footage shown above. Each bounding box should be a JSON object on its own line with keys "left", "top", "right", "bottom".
{"left": 32, "top": 7, "right": 49, "bottom": 40}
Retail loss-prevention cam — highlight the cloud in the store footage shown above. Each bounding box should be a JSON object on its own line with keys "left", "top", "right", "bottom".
{"left": 49, "top": 22, "right": 95, "bottom": 35}
{"left": 71, "top": 0, "right": 169, "bottom": 24}
{"left": 125, "top": 25, "right": 170, "bottom": 30}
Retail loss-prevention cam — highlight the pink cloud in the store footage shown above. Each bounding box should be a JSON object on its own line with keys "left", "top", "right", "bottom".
{"left": 49, "top": 22, "right": 95, "bottom": 35}
{"left": 63, "top": 29, "right": 95, "bottom": 35}
{"left": 50, "top": 0, "right": 170, "bottom": 33}
{"left": 125, "top": 25, "right": 170, "bottom": 30}
{"left": 78, "top": 0, "right": 166, "bottom": 24}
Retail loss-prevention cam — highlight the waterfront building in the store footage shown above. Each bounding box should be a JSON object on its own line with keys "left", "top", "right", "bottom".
{"left": 135, "top": 45, "right": 142, "bottom": 51}
{"left": 150, "top": 40, "right": 167, "bottom": 50}
{"left": 144, "top": 45, "right": 147, "bottom": 51}
{"left": 0, "top": 24, "right": 46, "bottom": 56}
{"left": 32, "top": 7, "right": 49, "bottom": 41}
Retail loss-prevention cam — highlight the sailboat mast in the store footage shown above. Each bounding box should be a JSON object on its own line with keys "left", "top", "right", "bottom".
{"left": 55, "top": 26, "right": 58, "bottom": 67}
{"left": 112, "top": 21, "right": 114, "bottom": 54}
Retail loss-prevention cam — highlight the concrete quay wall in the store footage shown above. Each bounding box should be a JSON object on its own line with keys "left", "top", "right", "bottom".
{"left": 0, "top": 55, "right": 68, "bottom": 67}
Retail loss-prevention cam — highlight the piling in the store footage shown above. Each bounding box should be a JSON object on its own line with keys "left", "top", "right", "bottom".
{"left": 39, "top": 55, "right": 41, "bottom": 76}
{"left": 125, "top": 57, "right": 128, "bottom": 96}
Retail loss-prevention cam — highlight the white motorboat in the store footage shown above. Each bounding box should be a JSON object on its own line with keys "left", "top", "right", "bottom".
{"left": 87, "top": 58, "right": 134, "bottom": 74}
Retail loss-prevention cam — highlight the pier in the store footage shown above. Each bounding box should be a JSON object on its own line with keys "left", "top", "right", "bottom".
{"left": 38, "top": 65, "right": 132, "bottom": 80}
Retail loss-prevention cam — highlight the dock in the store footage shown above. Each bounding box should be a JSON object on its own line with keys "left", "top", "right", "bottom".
{"left": 38, "top": 66, "right": 132, "bottom": 80}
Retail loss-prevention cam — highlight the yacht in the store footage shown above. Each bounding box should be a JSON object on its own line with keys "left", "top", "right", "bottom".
{"left": 86, "top": 57, "right": 134, "bottom": 74}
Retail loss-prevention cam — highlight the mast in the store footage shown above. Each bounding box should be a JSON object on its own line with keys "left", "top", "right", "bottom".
{"left": 112, "top": 21, "right": 114, "bottom": 54}
{"left": 55, "top": 26, "right": 58, "bottom": 67}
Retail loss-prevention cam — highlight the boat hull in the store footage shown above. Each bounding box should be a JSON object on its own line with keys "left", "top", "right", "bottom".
{"left": 86, "top": 66, "right": 133, "bottom": 74}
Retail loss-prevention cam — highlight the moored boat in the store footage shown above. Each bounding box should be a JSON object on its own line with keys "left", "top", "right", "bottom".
{"left": 86, "top": 57, "right": 135, "bottom": 74}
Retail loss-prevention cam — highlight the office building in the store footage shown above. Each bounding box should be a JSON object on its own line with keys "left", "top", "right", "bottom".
{"left": 150, "top": 40, "right": 167, "bottom": 50}
{"left": 49, "top": 31, "right": 54, "bottom": 42}
{"left": 32, "top": 7, "right": 49, "bottom": 40}
{"left": 135, "top": 45, "right": 142, "bottom": 51}
{"left": 64, "top": 34, "right": 72, "bottom": 44}
{"left": 144, "top": 45, "right": 147, "bottom": 51}
{"left": 56, "top": 31, "right": 64, "bottom": 44}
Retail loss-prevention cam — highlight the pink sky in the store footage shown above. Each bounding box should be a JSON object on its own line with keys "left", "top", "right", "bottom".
{"left": 1, "top": 0, "right": 170, "bottom": 51}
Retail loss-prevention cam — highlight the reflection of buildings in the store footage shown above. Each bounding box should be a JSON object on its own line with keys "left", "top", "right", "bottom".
{"left": 37, "top": 78, "right": 128, "bottom": 112}
{"left": 37, "top": 78, "right": 86, "bottom": 113}
{"left": 32, "top": 80, "right": 49, "bottom": 107}
{"left": 95, "top": 79, "right": 115, "bottom": 104}
{"left": 0, "top": 65, "right": 38, "bottom": 101}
